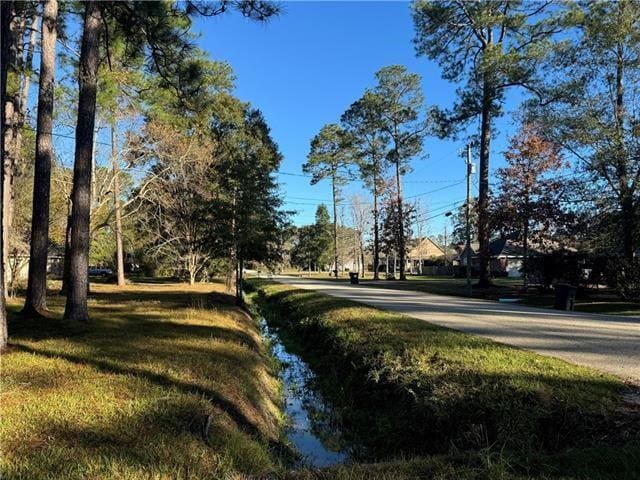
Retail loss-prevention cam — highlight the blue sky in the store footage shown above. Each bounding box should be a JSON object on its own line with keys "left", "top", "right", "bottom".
{"left": 38, "top": 2, "right": 529, "bottom": 238}
{"left": 46, "top": 2, "right": 524, "bottom": 237}
{"left": 196, "top": 1, "right": 523, "bottom": 235}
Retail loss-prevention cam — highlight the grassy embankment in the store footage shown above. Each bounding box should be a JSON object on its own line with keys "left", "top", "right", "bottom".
{"left": 1, "top": 282, "right": 287, "bottom": 479}
{"left": 249, "top": 279, "right": 640, "bottom": 480}
{"left": 281, "top": 272, "right": 640, "bottom": 316}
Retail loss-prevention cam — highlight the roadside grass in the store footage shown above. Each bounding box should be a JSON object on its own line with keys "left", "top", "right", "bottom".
{"left": 1, "top": 283, "right": 287, "bottom": 479}
{"left": 249, "top": 280, "right": 640, "bottom": 479}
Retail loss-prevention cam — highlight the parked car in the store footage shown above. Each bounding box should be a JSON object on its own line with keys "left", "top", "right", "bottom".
{"left": 88, "top": 267, "right": 113, "bottom": 277}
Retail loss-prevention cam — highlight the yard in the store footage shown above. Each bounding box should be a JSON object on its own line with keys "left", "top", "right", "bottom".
{"left": 0, "top": 282, "right": 286, "bottom": 479}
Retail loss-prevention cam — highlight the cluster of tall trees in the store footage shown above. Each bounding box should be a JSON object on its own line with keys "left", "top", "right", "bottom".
{"left": 301, "top": 65, "right": 429, "bottom": 280}
{"left": 0, "top": 0, "right": 283, "bottom": 351}
{"left": 413, "top": 0, "right": 640, "bottom": 286}
{"left": 292, "top": 0, "right": 639, "bottom": 286}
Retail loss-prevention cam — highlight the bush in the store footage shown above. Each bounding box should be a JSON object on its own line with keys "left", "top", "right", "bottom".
{"left": 604, "top": 257, "right": 640, "bottom": 300}
{"left": 528, "top": 251, "right": 588, "bottom": 291}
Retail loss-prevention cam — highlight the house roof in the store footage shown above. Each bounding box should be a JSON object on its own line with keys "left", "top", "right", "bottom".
{"left": 455, "top": 239, "right": 541, "bottom": 259}
{"left": 408, "top": 237, "right": 446, "bottom": 259}
{"left": 489, "top": 238, "right": 544, "bottom": 257}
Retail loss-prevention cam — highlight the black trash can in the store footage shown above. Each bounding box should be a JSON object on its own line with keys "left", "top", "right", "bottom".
{"left": 554, "top": 283, "right": 577, "bottom": 311}
{"left": 349, "top": 272, "right": 359, "bottom": 285}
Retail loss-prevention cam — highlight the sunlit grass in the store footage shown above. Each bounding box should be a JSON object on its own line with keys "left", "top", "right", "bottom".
{"left": 1, "top": 282, "right": 284, "bottom": 479}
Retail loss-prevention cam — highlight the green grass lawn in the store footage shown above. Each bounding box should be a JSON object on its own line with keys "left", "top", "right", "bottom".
{"left": 3, "top": 280, "right": 638, "bottom": 479}
{"left": 249, "top": 279, "right": 640, "bottom": 479}
{"left": 1, "top": 283, "right": 286, "bottom": 479}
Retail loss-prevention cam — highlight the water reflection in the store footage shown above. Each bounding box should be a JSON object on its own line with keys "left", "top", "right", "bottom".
{"left": 261, "top": 319, "right": 350, "bottom": 468}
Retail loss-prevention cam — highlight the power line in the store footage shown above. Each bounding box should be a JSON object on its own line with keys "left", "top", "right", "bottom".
{"left": 276, "top": 171, "right": 312, "bottom": 178}
{"left": 21, "top": 124, "right": 113, "bottom": 147}
{"left": 282, "top": 180, "right": 466, "bottom": 208}
{"left": 405, "top": 178, "right": 466, "bottom": 184}
{"left": 414, "top": 199, "right": 466, "bottom": 223}
{"left": 405, "top": 180, "right": 465, "bottom": 200}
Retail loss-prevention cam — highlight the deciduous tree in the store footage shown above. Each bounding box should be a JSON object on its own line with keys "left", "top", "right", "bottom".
{"left": 492, "top": 124, "right": 571, "bottom": 290}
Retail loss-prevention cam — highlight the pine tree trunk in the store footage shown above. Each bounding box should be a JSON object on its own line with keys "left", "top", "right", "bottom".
{"left": 523, "top": 220, "right": 529, "bottom": 293}
{"left": 613, "top": 42, "right": 635, "bottom": 260}
{"left": 621, "top": 193, "right": 635, "bottom": 260}
{"left": 111, "top": 123, "right": 126, "bottom": 286}
{"left": 2, "top": 4, "right": 23, "bottom": 293}
{"left": 477, "top": 74, "right": 493, "bottom": 288}
{"left": 12, "top": 10, "right": 39, "bottom": 179}
{"left": 1, "top": 1, "right": 13, "bottom": 352}
{"left": 64, "top": 2, "right": 101, "bottom": 321}
{"left": 60, "top": 203, "right": 71, "bottom": 295}
{"left": 23, "top": 0, "right": 57, "bottom": 316}
{"left": 5, "top": 12, "right": 38, "bottom": 293}
{"left": 236, "top": 258, "right": 244, "bottom": 306}
{"left": 332, "top": 173, "right": 339, "bottom": 278}
{"left": 360, "top": 239, "right": 365, "bottom": 278}
{"left": 373, "top": 170, "right": 380, "bottom": 280}
{"left": 394, "top": 158, "right": 406, "bottom": 280}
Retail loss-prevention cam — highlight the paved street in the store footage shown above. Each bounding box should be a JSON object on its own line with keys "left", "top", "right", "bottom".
{"left": 273, "top": 276, "right": 640, "bottom": 384}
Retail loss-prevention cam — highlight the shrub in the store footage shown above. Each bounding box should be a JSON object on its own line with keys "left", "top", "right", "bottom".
{"left": 604, "top": 257, "right": 640, "bottom": 300}
{"left": 528, "top": 251, "right": 588, "bottom": 290}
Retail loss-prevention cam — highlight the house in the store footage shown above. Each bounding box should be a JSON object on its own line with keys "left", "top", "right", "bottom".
{"left": 454, "top": 241, "right": 479, "bottom": 267}
{"left": 407, "top": 237, "right": 451, "bottom": 274}
{"left": 6, "top": 253, "right": 64, "bottom": 282}
{"left": 488, "top": 238, "right": 535, "bottom": 277}
{"left": 454, "top": 238, "right": 541, "bottom": 278}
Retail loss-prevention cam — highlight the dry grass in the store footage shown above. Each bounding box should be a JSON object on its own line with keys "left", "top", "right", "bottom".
{"left": 1, "top": 282, "right": 285, "bottom": 479}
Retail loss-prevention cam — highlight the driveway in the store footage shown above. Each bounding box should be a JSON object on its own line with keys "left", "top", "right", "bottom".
{"left": 271, "top": 276, "right": 640, "bottom": 384}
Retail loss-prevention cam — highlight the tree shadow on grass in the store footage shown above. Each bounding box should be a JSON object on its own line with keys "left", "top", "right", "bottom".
{"left": 14, "top": 343, "right": 269, "bottom": 438}
{"left": 1, "top": 395, "right": 252, "bottom": 479}
{"left": 5, "top": 285, "right": 288, "bottom": 469}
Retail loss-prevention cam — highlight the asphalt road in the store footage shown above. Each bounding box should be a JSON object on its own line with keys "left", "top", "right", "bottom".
{"left": 272, "top": 276, "right": 640, "bottom": 384}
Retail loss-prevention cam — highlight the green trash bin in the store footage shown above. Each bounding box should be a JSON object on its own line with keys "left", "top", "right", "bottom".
{"left": 349, "top": 272, "right": 359, "bottom": 285}
{"left": 554, "top": 283, "right": 577, "bottom": 311}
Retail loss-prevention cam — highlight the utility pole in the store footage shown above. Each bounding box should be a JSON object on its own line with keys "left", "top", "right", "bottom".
{"left": 465, "top": 144, "right": 473, "bottom": 297}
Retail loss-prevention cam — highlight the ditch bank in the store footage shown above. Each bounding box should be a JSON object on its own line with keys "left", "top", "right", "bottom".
{"left": 248, "top": 279, "right": 640, "bottom": 479}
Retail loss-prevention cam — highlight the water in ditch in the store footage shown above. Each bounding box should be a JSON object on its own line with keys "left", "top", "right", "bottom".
{"left": 260, "top": 318, "right": 351, "bottom": 468}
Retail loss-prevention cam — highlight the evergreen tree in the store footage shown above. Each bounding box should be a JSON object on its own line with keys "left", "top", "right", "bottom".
{"left": 290, "top": 205, "right": 333, "bottom": 272}
{"left": 372, "top": 65, "right": 427, "bottom": 280}
{"left": 450, "top": 201, "right": 478, "bottom": 246}
{"left": 304, "top": 124, "right": 353, "bottom": 277}
{"left": 341, "top": 91, "right": 390, "bottom": 280}
{"left": 23, "top": 0, "right": 58, "bottom": 316}
{"left": 211, "top": 107, "right": 287, "bottom": 302}
{"left": 413, "top": 0, "right": 561, "bottom": 286}
{"left": 531, "top": 0, "right": 640, "bottom": 260}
